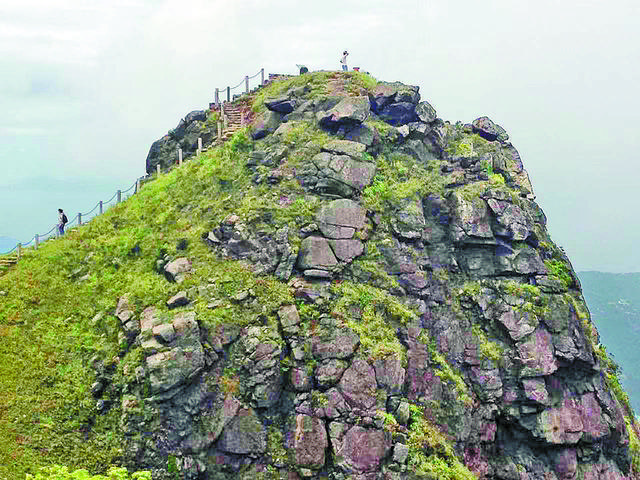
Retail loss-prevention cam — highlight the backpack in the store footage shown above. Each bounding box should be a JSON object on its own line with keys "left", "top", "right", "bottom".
{"left": 62, "top": 213, "right": 68, "bottom": 224}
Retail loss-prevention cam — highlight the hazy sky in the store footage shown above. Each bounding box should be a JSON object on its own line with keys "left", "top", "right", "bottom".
{"left": 1, "top": 0, "right": 639, "bottom": 272}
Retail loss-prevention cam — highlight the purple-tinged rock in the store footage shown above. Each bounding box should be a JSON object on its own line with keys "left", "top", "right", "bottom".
{"left": 338, "top": 358, "right": 378, "bottom": 410}
{"left": 289, "top": 415, "right": 328, "bottom": 469}
{"left": 517, "top": 327, "right": 558, "bottom": 376}
{"left": 330, "top": 423, "right": 392, "bottom": 473}
{"left": 328, "top": 239, "right": 364, "bottom": 263}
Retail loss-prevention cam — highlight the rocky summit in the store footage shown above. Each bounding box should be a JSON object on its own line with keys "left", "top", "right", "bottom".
{"left": 2, "top": 71, "right": 639, "bottom": 480}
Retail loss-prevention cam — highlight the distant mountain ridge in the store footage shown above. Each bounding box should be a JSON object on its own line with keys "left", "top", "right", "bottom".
{"left": 579, "top": 271, "right": 640, "bottom": 414}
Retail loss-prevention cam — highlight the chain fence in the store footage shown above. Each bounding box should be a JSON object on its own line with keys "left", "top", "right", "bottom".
{"left": 1, "top": 67, "right": 267, "bottom": 263}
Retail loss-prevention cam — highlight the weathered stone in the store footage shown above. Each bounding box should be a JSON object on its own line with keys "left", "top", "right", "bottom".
{"left": 297, "top": 236, "right": 338, "bottom": 270}
{"left": 152, "top": 323, "right": 176, "bottom": 343}
{"left": 392, "top": 197, "right": 425, "bottom": 240}
{"left": 316, "top": 359, "right": 349, "bottom": 388}
{"left": 317, "top": 199, "right": 367, "bottom": 239}
{"left": 379, "top": 102, "right": 417, "bottom": 126}
{"left": 312, "top": 332, "right": 360, "bottom": 360}
{"left": 487, "top": 199, "right": 532, "bottom": 240}
{"left": 451, "top": 193, "right": 493, "bottom": 243}
{"left": 116, "top": 296, "right": 133, "bottom": 324}
{"left": 517, "top": 327, "right": 558, "bottom": 376}
{"left": 164, "top": 257, "right": 192, "bottom": 283}
{"left": 374, "top": 356, "right": 406, "bottom": 394}
{"left": 328, "top": 239, "right": 364, "bottom": 263}
{"left": 330, "top": 423, "right": 392, "bottom": 473}
{"left": 338, "top": 358, "right": 377, "bottom": 410}
{"left": 166, "top": 291, "right": 189, "bottom": 309}
{"left": 290, "top": 415, "right": 328, "bottom": 469}
{"left": 371, "top": 82, "right": 420, "bottom": 111}
{"left": 318, "top": 96, "right": 370, "bottom": 126}
{"left": 290, "top": 366, "right": 312, "bottom": 392}
{"left": 472, "top": 116, "right": 509, "bottom": 142}
{"left": 533, "top": 392, "right": 610, "bottom": 445}
{"left": 522, "top": 378, "right": 550, "bottom": 405}
{"left": 323, "top": 139, "right": 367, "bottom": 157}
{"left": 278, "top": 304, "right": 301, "bottom": 335}
{"left": 265, "top": 96, "right": 297, "bottom": 114}
{"left": 218, "top": 408, "right": 266, "bottom": 454}
{"left": 345, "top": 123, "right": 377, "bottom": 146}
{"left": 298, "top": 151, "right": 376, "bottom": 198}
{"left": 415, "top": 101, "right": 437, "bottom": 123}
{"left": 146, "top": 344, "right": 204, "bottom": 394}
{"left": 498, "top": 309, "right": 538, "bottom": 341}
{"left": 392, "top": 443, "right": 409, "bottom": 464}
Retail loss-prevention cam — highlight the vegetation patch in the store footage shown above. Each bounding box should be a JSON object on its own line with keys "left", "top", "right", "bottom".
{"left": 362, "top": 152, "right": 445, "bottom": 212}
{"left": 330, "top": 281, "right": 418, "bottom": 364}
{"left": 407, "top": 404, "right": 477, "bottom": 480}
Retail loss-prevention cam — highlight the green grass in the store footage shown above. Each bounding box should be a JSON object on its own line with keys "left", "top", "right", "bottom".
{"left": 330, "top": 281, "right": 417, "bottom": 364}
{"left": 0, "top": 128, "right": 304, "bottom": 478}
{"left": 25, "top": 465, "right": 151, "bottom": 480}
{"left": 362, "top": 152, "right": 445, "bottom": 212}
{"left": 407, "top": 405, "right": 477, "bottom": 480}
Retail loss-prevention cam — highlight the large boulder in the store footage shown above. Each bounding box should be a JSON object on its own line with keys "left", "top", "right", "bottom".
{"left": 330, "top": 423, "right": 392, "bottom": 473}
{"left": 379, "top": 102, "right": 418, "bottom": 126}
{"left": 318, "top": 96, "right": 370, "bottom": 128}
{"left": 316, "top": 198, "right": 367, "bottom": 239}
{"left": 289, "top": 415, "right": 328, "bottom": 469}
{"left": 472, "top": 116, "right": 509, "bottom": 142}
{"left": 296, "top": 152, "right": 376, "bottom": 198}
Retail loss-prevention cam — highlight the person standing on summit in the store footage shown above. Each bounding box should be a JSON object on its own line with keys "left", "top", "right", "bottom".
{"left": 340, "top": 50, "right": 349, "bottom": 71}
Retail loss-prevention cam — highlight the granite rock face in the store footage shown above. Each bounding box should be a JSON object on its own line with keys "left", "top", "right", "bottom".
{"left": 102, "top": 73, "right": 640, "bottom": 480}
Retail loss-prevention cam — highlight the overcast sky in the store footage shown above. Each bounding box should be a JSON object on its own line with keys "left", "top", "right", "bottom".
{"left": 1, "top": 0, "right": 639, "bottom": 272}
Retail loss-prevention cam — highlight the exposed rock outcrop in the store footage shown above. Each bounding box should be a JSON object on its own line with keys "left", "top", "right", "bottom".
{"left": 92, "top": 72, "right": 640, "bottom": 480}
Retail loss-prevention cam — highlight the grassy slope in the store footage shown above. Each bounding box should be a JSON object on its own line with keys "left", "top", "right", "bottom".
{"left": 0, "top": 72, "right": 378, "bottom": 479}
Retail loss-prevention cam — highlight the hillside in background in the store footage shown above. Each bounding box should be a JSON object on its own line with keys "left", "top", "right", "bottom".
{"left": 579, "top": 272, "right": 640, "bottom": 415}
{"left": 1, "top": 71, "right": 639, "bottom": 480}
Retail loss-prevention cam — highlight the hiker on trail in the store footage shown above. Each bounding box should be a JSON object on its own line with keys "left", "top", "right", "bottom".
{"left": 340, "top": 50, "right": 349, "bottom": 71}
{"left": 57, "top": 208, "right": 68, "bottom": 236}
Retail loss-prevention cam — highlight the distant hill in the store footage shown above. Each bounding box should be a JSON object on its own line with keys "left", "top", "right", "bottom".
{"left": 0, "top": 236, "right": 18, "bottom": 253}
{"left": 579, "top": 271, "right": 640, "bottom": 414}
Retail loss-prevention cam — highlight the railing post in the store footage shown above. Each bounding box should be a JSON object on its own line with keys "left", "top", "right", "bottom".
{"left": 215, "top": 88, "right": 219, "bottom": 107}
{"left": 261, "top": 68, "right": 264, "bottom": 86}
{"left": 245, "top": 75, "right": 249, "bottom": 93}
{"left": 78, "top": 213, "right": 82, "bottom": 226}
{"left": 117, "top": 190, "right": 122, "bottom": 203}
{"left": 17, "top": 243, "right": 21, "bottom": 259}
{"left": 226, "top": 86, "right": 230, "bottom": 103}
{"left": 197, "top": 137, "right": 202, "bottom": 155}
{"left": 136, "top": 178, "right": 141, "bottom": 193}
{"left": 217, "top": 122, "right": 222, "bottom": 141}
{"left": 157, "top": 164, "right": 161, "bottom": 176}
{"left": 35, "top": 234, "right": 39, "bottom": 250}
{"left": 178, "top": 149, "right": 183, "bottom": 165}
{"left": 99, "top": 201, "right": 103, "bottom": 215}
